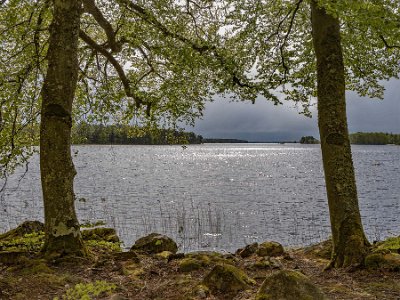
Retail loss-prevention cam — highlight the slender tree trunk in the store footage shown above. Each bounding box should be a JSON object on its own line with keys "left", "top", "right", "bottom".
{"left": 40, "top": 0, "right": 86, "bottom": 257}
{"left": 310, "top": 1, "right": 369, "bottom": 268}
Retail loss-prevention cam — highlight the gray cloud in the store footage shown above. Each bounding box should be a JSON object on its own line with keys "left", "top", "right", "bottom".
{"left": 189, "top": 79, "right": 400, "bottom": 142}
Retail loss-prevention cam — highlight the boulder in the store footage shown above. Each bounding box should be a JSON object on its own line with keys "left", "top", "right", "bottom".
{"left": 81, "top": 227, "right": 119, "bottom": 243}
{"left": 256, "top": 270, "right": 326, "bottom": 300}
{"left": 236, "top": 242, "right": 259, "bottom": 258}
{"left": 0, "top": 221, "right": 44, "bottom": 240}
{"left": 202, "top": 264, "right": 255, "bottom": 297}
{"left": 130, "top": 233, "right": 178, "bottom": 254}
{"left": 365, "top": 252, "right": 400, "bottom": 271}
{"left": 256, "top": 241, "right": 285, "bottom": 257}
{"left": 303, "top": 239, "right": 332, "bottom": 260}
{"left": 179, "top": 258, "right": 202, "bottom": 272}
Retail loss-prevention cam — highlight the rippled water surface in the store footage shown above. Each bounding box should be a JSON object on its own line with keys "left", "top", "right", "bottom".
{"left": 1, "top": 144, "right": 399, "bottom": 252}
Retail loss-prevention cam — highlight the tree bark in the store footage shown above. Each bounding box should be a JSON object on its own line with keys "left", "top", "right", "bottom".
{"left": 310, "top": 1, "right": 370, "bottom": 268}
{"left": 40, "top": 0, "right": 86, "bottom": 257}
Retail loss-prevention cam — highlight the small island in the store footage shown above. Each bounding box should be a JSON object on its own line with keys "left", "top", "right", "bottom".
{"left": 299, "top": 136, "right": 320, "bottom": 144}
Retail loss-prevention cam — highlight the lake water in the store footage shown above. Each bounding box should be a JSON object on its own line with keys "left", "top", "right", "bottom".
{"left": 0, "top": 144, "right": 399, "bottom": 252}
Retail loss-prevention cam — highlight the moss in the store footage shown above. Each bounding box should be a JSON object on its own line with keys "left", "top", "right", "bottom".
{"left": 373, "top": 237, "right": 400, "bottom": 254}
{"left": 0, "top": 232, "right": 44, "bottom": 252}
{"left": 55, "top": 280, "right": 116, "bottom": 300}
{"left": 85, "top": 240, "right": 121, "bottom": 253}
{"left": 0, "top": 221, "right": 44, "bottom": 240}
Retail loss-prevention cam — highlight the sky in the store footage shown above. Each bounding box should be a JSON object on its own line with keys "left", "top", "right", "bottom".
{"left": 188, "top": 79, "right": 400, "bottom": 142}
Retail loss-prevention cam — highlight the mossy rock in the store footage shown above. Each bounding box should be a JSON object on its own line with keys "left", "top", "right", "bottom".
{"left": 373, "top": 236, "right": 400, "bottom": 254}
{"left": 0, "top": 221, "right": 44, "bottom": 241}
{"left": 247, "top": 257, "right": 282, "bottom": 270}
{"left": 256, "top": 270, "right": 327, "bottom": 300}
{"left": 256, "top": 241, "right": 285, "bottom": 257}
{"left": 81, "top": 227, "right": 120, "bottom": 243}
{"left": 202, "top": 264, "right": 255, "bottom": 297}
{"left": 365, "top": 252, "right": 400, "bottom": 271}
{"left": 236, "top": 242, "right": 259, "bottom": 258}
{"left": 303, "top": 239, "right": 332, "bottom": 260}
{"left": 185, "top": 251, "right": 233, "bottom": 267}
{"left": 130, "top": 233, "right": 178, "bottom": 254}
{"left": 179, "top": 258, "right": 202, "bottom": 272}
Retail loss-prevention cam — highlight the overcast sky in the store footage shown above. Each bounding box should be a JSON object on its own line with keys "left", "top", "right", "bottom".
{"left": 188, "top": 79, "right": 400, "bottom": 142}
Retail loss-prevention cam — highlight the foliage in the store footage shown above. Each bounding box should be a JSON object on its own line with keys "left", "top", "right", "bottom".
{"left": 54, "top": 280, "right": 117, "bottom": 300}
{"left": 72, "top": 122, "right": 203, "bottom": 145}
{"left": 299, "top": 136, "right": 320, "bottom": 144}
{"left": 350, "top": 132, "right": 400, "bottom": 145}
{"left": 224, "top": 0, "right": 400, "bottom": 110}
{"left": 0, "top": 0, "right": 269, "bottom": 178}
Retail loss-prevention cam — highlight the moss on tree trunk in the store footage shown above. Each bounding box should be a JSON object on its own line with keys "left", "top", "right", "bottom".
{"left": 310, "top": 1, "right": 370, "bottom": 268}
{"left": 40, "top": 0, "right": 86, "bottom": 258}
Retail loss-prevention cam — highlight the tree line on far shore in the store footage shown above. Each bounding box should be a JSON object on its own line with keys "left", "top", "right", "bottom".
{"left": 300, "top": 133, "right": 400, "bottom": 145}
{"left": 349, "top": 132, "right": 400, "bottom": 145}
{"left": 72, "top": 123, "right": 203, "bottom": 145}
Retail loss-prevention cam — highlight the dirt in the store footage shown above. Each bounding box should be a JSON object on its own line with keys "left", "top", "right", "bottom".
{"left": 0, "top": 232, "right": 399, "bottom": 299}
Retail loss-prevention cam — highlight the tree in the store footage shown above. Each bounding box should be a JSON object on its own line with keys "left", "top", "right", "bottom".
{"left": 40, "top": 0, "right": 86, "bottom": 256}
{"left": 225, "top": 0, "right": 400, "bottom": 267}
{"left": 310, "top": 1, "right": 369, "bottom": 268}
{"left": 1, "top": 0, "right": 268, "bottom": 257}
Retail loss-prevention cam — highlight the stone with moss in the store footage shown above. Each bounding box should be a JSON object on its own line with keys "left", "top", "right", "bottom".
{"left": 130, "top": 233, "right": 178, "bottom": 254}
{"left": 365, "top": 252, "right": 400, "bottom": 271}
{"left": 256, "top": 270, "right": 327, "bottom": 300}
{"left": 373, "top": 237, "right": 400, "bottom": 254}
{"left": 236, "top": 242, "right": 259, "bottom": 258}
{"left": 185, "top": 251, "right": 234, "bottom": 268}
{"left": 202, "top": 264, "right": 255, "bottom": 297}
{"left": 256, "top": 241, "right": 285, "bottom": 257}
{"left": 303, "top": 239, "right": 332, "bottom": 260}
{"left": 81, "top": 227, "right": 120, "bottom": 243}
{"left": 0, "top": 221, "right": 44, "bottom": 241}
{"left": 179, "top": 258, "right": 202, "bottom": 272}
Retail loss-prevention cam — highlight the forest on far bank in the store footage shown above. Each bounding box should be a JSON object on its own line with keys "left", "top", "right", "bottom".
{"left": 72, "top": 123, "right": 400, "bottom": 145}
{"left": 349, "top": 132, "right": 400, "bottom": 145}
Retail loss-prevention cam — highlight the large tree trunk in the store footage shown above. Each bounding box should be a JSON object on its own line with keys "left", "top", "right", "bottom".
{"left": 40, "top": 0, "right": 86, "bottom": 257}
{"left": 310, "top": 1, "right": 370, "bottom": 268}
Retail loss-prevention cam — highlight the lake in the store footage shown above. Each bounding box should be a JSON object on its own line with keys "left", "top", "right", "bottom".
{"left": 0, "top": 144, "right": 399, "bottom": 252}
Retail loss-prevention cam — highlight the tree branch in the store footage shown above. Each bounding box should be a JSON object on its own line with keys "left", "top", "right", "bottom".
{"left": 380, "top": 35, "right": 400, "bottom": 49}
{"left": 79, "top": 30, "right": 143, "bottom": 107}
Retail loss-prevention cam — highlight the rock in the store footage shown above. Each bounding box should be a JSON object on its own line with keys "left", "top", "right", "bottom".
{"left": 256, "top": 270, "right": 326, "bottom": 300}
{"left": 256, "top": 241, "right": 285, "bottom": 257}
{"left": 365, "top": 252, "right": 400, "bottom": 271}
{"left": 0, "top": 221, "right": 44, "bottom": 240}
{"left": 186, "top": 251, "right": 230, "bottom": 267}
{"left": 179, "top": 258, "right": 202, "bottom": 272}
{"left": 246, "top": 257, "right": 282, "bottom": 270}
{"left": 202, "top": 264, "right": 255, "bottom": 297}
{"left": 236, "top": 242, "right": 259, "bottom": 258}
{"left": 81, "top": 227, "right": 120, "bottom": 243}
{"left": 112, "top": 251, "right": 140, "bottom": 263}
{"left": 130, "top": 233, "right": 178, "bottom": 254}
{"left": 303, "top": 239, "right": 332, "bottom": 260}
